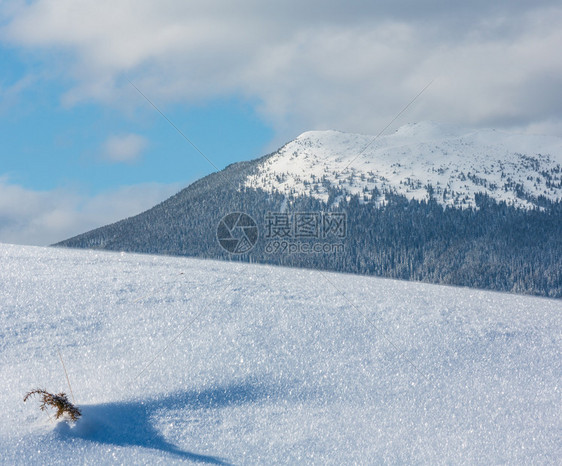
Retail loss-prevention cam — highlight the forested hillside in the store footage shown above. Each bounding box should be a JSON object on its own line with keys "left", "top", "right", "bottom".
{"left": 55, "top": 160, "right": 562, "bottom": 298}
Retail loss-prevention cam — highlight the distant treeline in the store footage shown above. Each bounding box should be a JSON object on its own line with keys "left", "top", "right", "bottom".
{"left": 56, "top": 159, "right": 562, "bottom": 298}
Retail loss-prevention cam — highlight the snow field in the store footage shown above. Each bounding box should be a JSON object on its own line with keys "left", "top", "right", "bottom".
{"left": 0, "top": 243, "right": 560, "bottom": 464}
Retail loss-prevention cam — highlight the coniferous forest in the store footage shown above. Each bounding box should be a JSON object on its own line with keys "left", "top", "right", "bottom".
{"left": 55, "top": 158, "right": 562, "bottom": 298}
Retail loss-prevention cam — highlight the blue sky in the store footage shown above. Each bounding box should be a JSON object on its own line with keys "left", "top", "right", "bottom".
{"left": 1, "top": 40, "right": 274, "bottom": 192}
{"left": 2, "top": 78, "right": 273, "bottom": 192}
{"left": 1, "top": 1, "right": 561, "bottom": 245}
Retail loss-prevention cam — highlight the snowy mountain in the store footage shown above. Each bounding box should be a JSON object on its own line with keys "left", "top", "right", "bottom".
{"left": 1, "top": 243, "right": 561, "bottom": 463}
{"left": 55, "top": 122, "right": 562, "bottom": 298}
{"left": 246, "top": 122, "right": 562, "bottom": 209}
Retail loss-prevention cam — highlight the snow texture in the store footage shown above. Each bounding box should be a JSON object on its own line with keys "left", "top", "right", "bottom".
{"left": 1, "top": 243, "right": 561, "bottom": 464}
{"left": 245, "top": 122, "right": 562, "bottom": 208}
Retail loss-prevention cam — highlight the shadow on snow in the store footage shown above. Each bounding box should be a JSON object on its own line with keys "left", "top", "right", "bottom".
{"left": 53, "top": 379, "right": 289, "bottom": 464}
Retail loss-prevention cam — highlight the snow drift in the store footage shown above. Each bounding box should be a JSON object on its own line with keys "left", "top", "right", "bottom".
{"left": 1, "top": 243, "right": 560, "bottom": 463}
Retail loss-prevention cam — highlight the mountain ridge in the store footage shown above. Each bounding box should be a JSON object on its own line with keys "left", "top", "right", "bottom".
{"left": 245, "top": 122, "right": 562, "bottom": 209}
{"left": 54, "top": 122, "right": 562, "bottom": 298}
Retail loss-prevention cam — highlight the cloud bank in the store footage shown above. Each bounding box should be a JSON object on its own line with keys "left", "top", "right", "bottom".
{"left": 2, "top": 0, "right": 561, "bottom": 138}
{"left": 0, "top": 178, "right": 180, "bottom": 246}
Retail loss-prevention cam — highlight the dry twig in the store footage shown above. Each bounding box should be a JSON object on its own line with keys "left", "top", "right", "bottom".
{"left": 24, "top": 389, "right": 81, "bottom": 422}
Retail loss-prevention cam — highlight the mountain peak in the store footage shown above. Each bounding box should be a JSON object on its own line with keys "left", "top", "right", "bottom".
{"left": 295, "top": 122, "right": 467, "bottom": 146}
{"left": 245, "top": 122, "right": 562, "bottom": 208}
{"left": 296, "top": 129, "right": 344, "bottom": 139}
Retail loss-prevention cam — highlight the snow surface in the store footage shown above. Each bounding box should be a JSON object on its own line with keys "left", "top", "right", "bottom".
{"left": 1, "top": 243, "right": 561, "bottom": 464}
{"left": 245, "top": 122, "right": 562, "bottom": 208}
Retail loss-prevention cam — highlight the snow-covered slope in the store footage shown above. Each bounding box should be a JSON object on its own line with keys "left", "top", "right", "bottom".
{"left": 1, "top": 243, "right": 560, "bottom": 463}
{"left": 245, "top": 122, "right": 562, "bottom": 208}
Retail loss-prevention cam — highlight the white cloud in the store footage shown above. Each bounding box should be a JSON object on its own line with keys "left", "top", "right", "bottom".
{"left": 1, "top": 0, "right": 562, "bottom": 140}
{"left": 102, "top": 133, "right": 147, "bottom": 163}
{"left": 0, "top": 177, "right": 181, "bottom": 246}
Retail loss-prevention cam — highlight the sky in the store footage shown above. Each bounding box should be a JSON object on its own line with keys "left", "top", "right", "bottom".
{"left": 1, "top": 0, "right": 561, "bottom": 246}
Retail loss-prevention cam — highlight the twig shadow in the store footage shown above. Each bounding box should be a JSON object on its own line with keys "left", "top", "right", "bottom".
{"left": 53, "top": 379, "right": 282, "bottom": 464}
